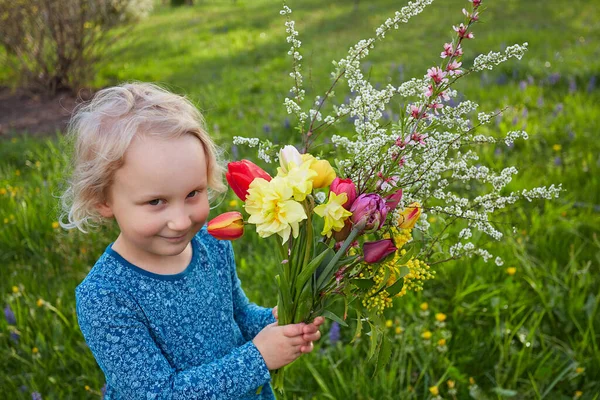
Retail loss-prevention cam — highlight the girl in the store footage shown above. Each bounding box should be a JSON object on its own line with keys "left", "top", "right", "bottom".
{"left": 61, "top": 82, "right": 324, "bottom": 399}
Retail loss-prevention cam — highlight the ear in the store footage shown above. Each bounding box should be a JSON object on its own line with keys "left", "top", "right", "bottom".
{"left": 96, "top": 201, "right": 114, "bottom": 219}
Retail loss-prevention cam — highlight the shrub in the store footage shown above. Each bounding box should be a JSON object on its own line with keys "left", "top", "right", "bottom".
{"left": 0, "top": 0, "right": 153, "bottom": 95}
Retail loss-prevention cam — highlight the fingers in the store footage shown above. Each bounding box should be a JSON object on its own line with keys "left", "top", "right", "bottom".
{"left": 272, "top": 306, "right": 278, "bottom": 320}
{"left": 300, "top": 341, "right": 314, "bottom": 353}
{"left": 282, "top": 323, "right": 306, "bottom": 337}
{"left": 303, "top": 330, "right": 321, "bottom": 342}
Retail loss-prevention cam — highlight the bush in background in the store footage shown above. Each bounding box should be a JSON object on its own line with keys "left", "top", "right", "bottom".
{"left": 0, "top": 0, "right": 153, "bottom": 95}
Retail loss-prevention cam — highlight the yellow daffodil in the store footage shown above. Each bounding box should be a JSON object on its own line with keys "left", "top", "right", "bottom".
{"left": 276, "top": 160, "right": 317, "bottom": 202}
{"left": 314, "top": 191, "right": 352, "bottom": 237}
{"left": 245, "top": 177, "right": 307, "bottom": 244}
{"left": 301, "top": 154, "right": 336, "bottom": 188}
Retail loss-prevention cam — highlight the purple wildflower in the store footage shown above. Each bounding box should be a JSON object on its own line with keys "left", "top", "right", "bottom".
{"left": 31, "top": 393, "right": 42, "bottom": 400}
{"left": 329, "top": 322, "right": 341, "bottom": 345}
{"left": 554, "top": 157, "right": 562, "bottom": 166}
{"left": 587, "top": 76, "right": 596, "bottom": 93}
{"left": 569, "top": 78, "right": 577, "bottom": 93}
{"left": 263, "top": 124, "right": 271, "bottom": 134}
{"left": 4, "top": 305, "right": 16, "bottom": 325}
{"left": 519, "top": 81, "right": 527, "bottom": 91}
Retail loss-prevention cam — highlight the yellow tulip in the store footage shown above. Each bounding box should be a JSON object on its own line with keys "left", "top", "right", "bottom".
{"left": 398, "top": 202, "right": 421, "bottom": 229}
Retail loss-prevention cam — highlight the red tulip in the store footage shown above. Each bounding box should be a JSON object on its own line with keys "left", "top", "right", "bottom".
{"left": 207, "top": 211, "right": 244, "bottom": 240}
{"left": 384, "top": 189, "right": 403, "bottom": 211}
{"left": 330, "top": 177, "right": 357, "bottom": 210}
{"left": 226, "top": 160, "right": 272, "bottom": 201}
{"left": 363, "top": 239, "right": 397, "bottom": 264}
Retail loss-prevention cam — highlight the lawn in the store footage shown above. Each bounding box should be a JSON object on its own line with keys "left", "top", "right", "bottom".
{"left": 1, "top": 0, "right": 599, "bottom": 398}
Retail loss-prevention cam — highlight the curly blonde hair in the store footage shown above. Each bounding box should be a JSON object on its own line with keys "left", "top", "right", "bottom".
{"left": 60, "top": 82, "right": 227, "bottom": 232}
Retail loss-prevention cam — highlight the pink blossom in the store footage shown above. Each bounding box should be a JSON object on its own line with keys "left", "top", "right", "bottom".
{"left": 438, "top": 90, "right": 450, "bottom": 102}
{"left": 409, "top": 104, "right": 427, "bottom": 119}
{"left": 462, "top": 8, "right": 479, "bottom": 21}
{"left": 454, "top": 45, "right": 464, "bottom": 57}
{"left": 398, "top": 157, "right": 406, "bottom": 167}
{"left": 411, "top": 132, "right": 427, "bottom": 145}
{"left": 471, "top": 0, "right": 482, "bottom": 8}
{"left": 427, "top": 66, "right": 448, "bottom": 84}
{"left": 427, "top": 102, "right": 443, "bottom": 115}
{"left": 377, "top": 174, "right": 400, "bottom": 191}
{"left": 453, "top": 23, "right": 474, "bottom": 39}
{"left": 441, "top": 43, "right": 453, "bottom": 59}
{"left": 424, "top": 84, "right": 434, "bottom": 97}
{"left": 395, "top": 136, "right": 407, "bottom": 149}
{"left": 446, "top": 60, "right": 463, "bottom": 75}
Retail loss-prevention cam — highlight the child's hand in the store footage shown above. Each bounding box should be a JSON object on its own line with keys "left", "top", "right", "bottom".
{"left": 272, "top": 306, "right": 324, "bottom": 354}
{"left": 252, "top": 322, "right": 312, "bottom": 370}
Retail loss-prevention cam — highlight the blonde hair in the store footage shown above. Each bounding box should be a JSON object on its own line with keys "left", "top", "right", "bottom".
{"left": 60, "top": 82, "right": 227, "bottom": 232}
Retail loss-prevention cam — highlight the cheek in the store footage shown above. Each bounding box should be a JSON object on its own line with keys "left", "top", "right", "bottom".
{"left": 192, "top": 197, "right": 210, "bottom": 224}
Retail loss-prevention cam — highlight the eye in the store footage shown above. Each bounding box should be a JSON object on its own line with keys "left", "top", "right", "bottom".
{"left": 187, "top": 190, "right": 200, "bottom": 198}
{"left": 148, "top": 199, "right": 163, "bottom": 206}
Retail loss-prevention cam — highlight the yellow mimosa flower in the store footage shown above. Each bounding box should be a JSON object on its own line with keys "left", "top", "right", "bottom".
{"left": 245, "top": 177, "right": 307, "bottom": 244}
{"left": 314, "top": 191, "right": 352, "bottom": 237}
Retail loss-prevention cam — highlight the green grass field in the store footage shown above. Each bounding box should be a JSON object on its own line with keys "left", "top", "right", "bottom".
{"left": 1, "top": 0, "right": 599, "bottom": 398}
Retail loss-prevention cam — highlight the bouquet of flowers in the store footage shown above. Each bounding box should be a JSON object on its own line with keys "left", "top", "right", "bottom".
{"left": 207, "top": 0, "right": 561, "bottom": 392}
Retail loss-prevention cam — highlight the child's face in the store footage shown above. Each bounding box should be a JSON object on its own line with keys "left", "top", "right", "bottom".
{"left": 98, "top": 133, "right": 210, "bottom": 264}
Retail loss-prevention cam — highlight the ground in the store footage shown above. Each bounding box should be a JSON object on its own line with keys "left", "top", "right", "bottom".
{"left": 0, "top": 87, "right": 93, "bottom": 137}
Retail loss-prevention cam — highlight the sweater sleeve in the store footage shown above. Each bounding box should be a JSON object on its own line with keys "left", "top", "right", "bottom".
{"left": 76, "top": 282, "right": 271, "bottom": 400}
{"left": 226, "top": 241, "right": 277, "bottom": 341}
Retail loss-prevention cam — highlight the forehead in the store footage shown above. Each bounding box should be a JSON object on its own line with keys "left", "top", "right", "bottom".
{"left": 115, "top": 134, "right": 208, "bottom": 193}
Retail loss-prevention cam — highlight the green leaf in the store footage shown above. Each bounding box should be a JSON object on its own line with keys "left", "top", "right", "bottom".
{"left": 373, "top": 336, "right": 393, "bottom": 378}
{"left": 295, "top": 247, "right": 334, "bottom": 295}
{"left": 351, "top": 309, "right": 362, "bottom": 343}
{"left": 353, "top": 279, "right": 375, "bottom": 290}
{"left": 367, "top": 322, "right": 379, "bottom": 361}
{"left": 322, "top": 310, "right": 348, "bottom": 327}
{"left": 386, "top": 278, "right": 405, "bottom": 297}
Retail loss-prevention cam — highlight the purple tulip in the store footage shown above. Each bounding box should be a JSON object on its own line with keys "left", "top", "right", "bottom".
{"left": 363, "top": 239, "right": 397, "bottom": 264}
{"left": 350, "top": 193, "right": 388, "bottom": 231}
{"left": 384, "top": 189, "right": 403, "bottom": 211}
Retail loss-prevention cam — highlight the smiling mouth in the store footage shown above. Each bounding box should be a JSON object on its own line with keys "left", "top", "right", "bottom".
{"left": 162, "top": 233, "right": 187, "bottom": 240}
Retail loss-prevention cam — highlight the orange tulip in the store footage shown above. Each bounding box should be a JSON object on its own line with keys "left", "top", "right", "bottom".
{"left": 207, "top": 211, "right": 244, "bottom": 240}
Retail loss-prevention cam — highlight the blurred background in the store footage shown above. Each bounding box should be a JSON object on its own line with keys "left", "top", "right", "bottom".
{"left": 1, "top": 0, "right": 598, "bottom": 398}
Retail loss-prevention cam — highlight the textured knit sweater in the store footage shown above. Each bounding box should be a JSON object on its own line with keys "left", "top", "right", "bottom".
{"left": 76, "top": 226, "right": 277, "bottom": 399}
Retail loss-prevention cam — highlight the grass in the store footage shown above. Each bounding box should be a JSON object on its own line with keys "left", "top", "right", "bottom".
{"left": 1, "top": 0, "right": 599, "bottom": 398}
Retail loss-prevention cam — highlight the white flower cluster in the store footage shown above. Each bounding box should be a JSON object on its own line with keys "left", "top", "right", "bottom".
{"left": 504, "top": 130, "right": 529, "bottom": 146}
{"left": 281, "top": 5, "right": 307, "bottom": 127}
{"left": 375, "top": 0, "right": 435, "bottom": 39}
{"left": 232, "top": 136, "right": 260, "bottom": 147}
{"left": 473, "top": 43, "right": 528, "bottom": 72}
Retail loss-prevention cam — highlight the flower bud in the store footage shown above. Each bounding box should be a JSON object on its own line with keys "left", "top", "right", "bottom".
{"left": 397, "top": 202, "right": 421, "bottom": 229}
{"left": 384, "top": 189, "right": 403, "bottom": 211}
{"left": 363, "top": 239, "right": 397, "bottom": 264}
{"left": 349, "top": 193, "right": 388, "bottom": 232}
{"left": 330, "top": 178, "right": 357, "bottom": 209}
{"left": 207, "top": 211, "right": 244, "bottom": 240}
{"left": 279, "top": 145, "right": 303, "bottom": 173}
{"left": 226, "top": 160, "right": 272, "bottom": 201}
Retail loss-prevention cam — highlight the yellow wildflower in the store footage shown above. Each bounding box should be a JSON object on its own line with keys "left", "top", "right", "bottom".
{"left": 575, "top": 367, "right": 584, "bottom": 374}
{"left": 574, "top": 391, "right": 583, "bottom": 398}
{"left": 12, "top": 286, "right": 19, "bottom": 293}
{"left": 36, "top": 299, "right": 44, "bottom": 307}
{"left": 314, "top": 191, "right": 352, "bottom": 237}
{"left": 52, "top": 222, "right": 60, "bottom": 229}
{"left": 0, "top": 188, "right": 6, "bottom": 195}
{"left": 15, "top": 170, "right": 21, "bottom": 176}
{"left": 32, "top": 347, "right": 39, "bottom": 354}
{"left": 469, "top": 377, "right": 475, "bottom": 385}
{"left": 438, "top": 338, "right": 446, "bottom": 346}
{"left": 435, "top": 313, "right": 447, "bottom": 322}
{"left": 85, "top": 385, "right": 91, "bottom": 391}
{"left": 447, "top": 380, "right": 455, "bottom": 389}
{"left": 395, "top": 326, "right": 403, "bottom": 334}
{"left": 228, "top": 199, "right": 239, "bottom": 207}
{"left": 552, "top": 144, "right": 562, "bottom": 152}
{"left": 429, "top": 386, "right": 439, "bottom": 396}
{"left": 420, "top": 302, "right": 429, "bottom": 311}
{"left": 421, "top": 330, "right": 432, "bottom": 340}
{"left": 506, "top": 267, "right": 517, "bottom": 276}
{"left": 245, "top": 177, "right": 307, "bottom": 244}
{"left": 385, "top": 319, "right": 393, "bottom": 328}
{"left": 4, "top": 218, "right": 9, "bottom": 224}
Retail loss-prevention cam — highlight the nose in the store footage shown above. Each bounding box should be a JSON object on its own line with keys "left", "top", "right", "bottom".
{"left": 167, "top": 205, "right": 193, "bottom": 232}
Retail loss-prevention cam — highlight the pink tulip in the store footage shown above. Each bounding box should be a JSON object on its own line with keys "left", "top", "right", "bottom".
{"left": 207, "top": 211, "right": 244, "bottom": 240}
{"left": 330, "top": 178, "right": 357, "bottom": 210}
{"left": 349, "top": 193, "right": 388, "bottom": 232}
{"left": 363, "top": 239, "right": 397, "bottom": 264}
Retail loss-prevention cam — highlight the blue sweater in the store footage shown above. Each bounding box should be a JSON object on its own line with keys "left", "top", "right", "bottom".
{"left": 76, "top": 226, "right": 277, "bottom": 399}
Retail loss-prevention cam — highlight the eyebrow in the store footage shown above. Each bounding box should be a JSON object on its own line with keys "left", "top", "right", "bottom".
{"left": 138, "top": 184, "right": 208, "bottom": 200}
